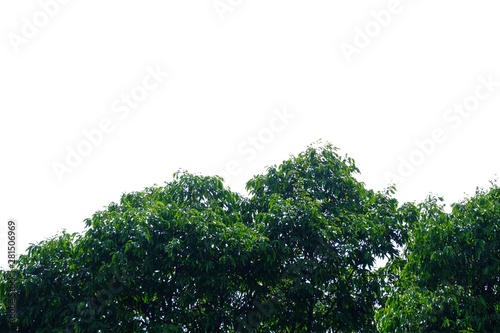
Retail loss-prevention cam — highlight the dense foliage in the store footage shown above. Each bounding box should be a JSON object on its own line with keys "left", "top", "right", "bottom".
{"left": 1, "top": 142, "right": 499, "bottom": 332}
{"left": 376, "top": 186, "right": 500, "bottom": 332}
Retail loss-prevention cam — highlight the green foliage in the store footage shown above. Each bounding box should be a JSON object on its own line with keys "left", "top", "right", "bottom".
{"left": 244, "top": 142, "right": 402, "bottom": 332}
{"left": 377, "top": 187, "right": 500, "bottom": 332}
{"left": 1, "top": 142, "right": 499, "bottom": 332}
{"left": 0, "top": 230, "right": 81, "bottom": 332}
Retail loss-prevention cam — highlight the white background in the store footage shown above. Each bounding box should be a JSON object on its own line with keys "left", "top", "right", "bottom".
{"left": 1, "top": 0, "right": 500, "bottom": 269}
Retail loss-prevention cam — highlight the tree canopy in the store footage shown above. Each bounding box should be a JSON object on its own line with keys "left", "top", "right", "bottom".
{"left": 1, "top": 142, "right": 499, "bottom": 332}
{"left": 376, "top": 186, "right": 500, "bottom": 332}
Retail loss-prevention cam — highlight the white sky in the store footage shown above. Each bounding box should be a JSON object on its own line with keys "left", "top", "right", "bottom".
{"left": 1, "top": 0, "right": 500, "bottom": 269}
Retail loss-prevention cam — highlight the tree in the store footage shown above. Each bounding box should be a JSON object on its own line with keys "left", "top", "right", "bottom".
{"left": 0, "top": 230, "right": 81, "bottom": 332}
{"left": 376, "top": 185, "right": 500, "bottom": 332}
{"left": 244, "top": 142, "right": 404, "bottom": 332}
{"left": 74, "top": 171, "right": 270, "bottom": 332}
{"left": 1, "top": 171, "right": 272, "bottom": 332}
{"left": 0, "top": 142, "right": 407, "bottom": 332}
